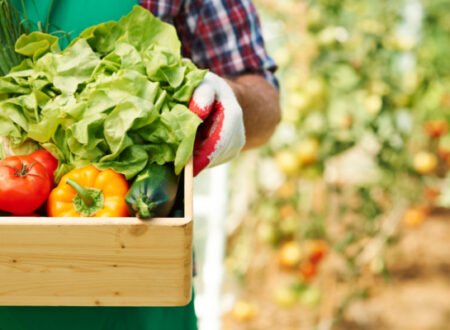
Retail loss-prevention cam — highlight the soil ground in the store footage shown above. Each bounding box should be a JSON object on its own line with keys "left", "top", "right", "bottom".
{"left": 222, "top": 211, "right": 450, "bottom": 330}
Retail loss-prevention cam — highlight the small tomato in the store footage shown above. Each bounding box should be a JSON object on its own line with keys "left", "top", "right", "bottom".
{"left": 424, "top": 120, "right": 448, "bottom": 139}
{"left": 278, "top": 241, "right": 303, "bottom": 269}
{"left": 403, "top": 207, "right": 428, "bottom": 227}
{"left": 306, "top": 240, "right": 328, "bottom": 264}
{"left": 413, "top": 151, "right": 438, "bottom": 175}
{"left": 231, "top": 300, "right": 258, "bottom": 322}
{"left": 273, "top": 287, "right": 298, "bottom": 308}
{"left": 298, "top": 260, "right": 318, "bottom": 282}
{"left": 275, "top": 151, "right": 300, "bottom": 176}
{"left": 296, "top": 138, "right": 320, "bottom": 166}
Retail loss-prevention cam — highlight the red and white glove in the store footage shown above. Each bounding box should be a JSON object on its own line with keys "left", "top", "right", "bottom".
{"left": 189, "top": 72, "right": 246, "bottom": 176}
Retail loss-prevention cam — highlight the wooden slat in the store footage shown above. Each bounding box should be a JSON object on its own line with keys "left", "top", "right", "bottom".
{"left": 0, "top": 161, "right": 193, "bottom": 307}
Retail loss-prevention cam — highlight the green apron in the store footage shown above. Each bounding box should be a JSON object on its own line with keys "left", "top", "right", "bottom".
{"left": 0, "top": 1, "right": 197, "bottom": 329}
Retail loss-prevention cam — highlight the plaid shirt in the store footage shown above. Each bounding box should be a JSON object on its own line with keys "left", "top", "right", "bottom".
{"left": 140, "top": 0, "right": 278, "bottom": 87}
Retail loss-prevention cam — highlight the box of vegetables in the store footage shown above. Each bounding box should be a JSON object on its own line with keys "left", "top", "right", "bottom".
{"left": 0, "top": 5, "right": 205, "bottom": 306}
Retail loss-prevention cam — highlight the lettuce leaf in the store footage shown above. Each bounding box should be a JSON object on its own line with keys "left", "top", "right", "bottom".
{"left": 0, "top": 6, "right": 206, "bottom": 179}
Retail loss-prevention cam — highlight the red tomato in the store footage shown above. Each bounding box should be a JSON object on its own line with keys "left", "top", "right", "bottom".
{"left": 424, "top": 120, "right": 448, "bottom": 139}
{"left": 306, "top": 240, "right": 328, "bottom": 264}
{"left": 298, "top": 260, "right": 318, "bottom": 282}
{"left": 30, "top": 150, "right": 58, "bottom": 183}
{"left": 0, "top": 156, "right": 51, "bottom": 215}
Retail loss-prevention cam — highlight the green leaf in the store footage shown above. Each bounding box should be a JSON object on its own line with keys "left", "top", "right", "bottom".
{"left": 15, "top": 32, "right": 59, "bottom": 61}
{"left": 0, "top": 76, "right": 30, "bottom": 94}
{"left": 34, "top": 39, "right": 100, "bottom": 94}
{"left": 78, "top": 21, "right": 122, "bottom": 55}
{"left": 161, "top": 105, "right": 202, "bottom": 174}
{"left": 0, "top": 6, "right": 206, "bottom": 181}
{"left": 118, "top": 6, "right": 181, "bottom": 54}
{"left": 103, "top": 97, "right": 156, "bottom": 155}
{"left": 96, "top": 145, "right": 148, "bottom": 179}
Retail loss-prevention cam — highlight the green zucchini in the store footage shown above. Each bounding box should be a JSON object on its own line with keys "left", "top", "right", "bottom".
{"left": 126, "top": 163, "right": 180, "bottom": 219}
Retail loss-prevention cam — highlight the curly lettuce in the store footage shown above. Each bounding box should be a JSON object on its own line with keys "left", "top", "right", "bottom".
{"left": 0, "top": 6, "right": 206, "bottom": 180}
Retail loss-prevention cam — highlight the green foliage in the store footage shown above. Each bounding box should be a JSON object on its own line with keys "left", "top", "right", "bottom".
{"left": 0, "top": 0, "right": 26, "bottom": 75}
{"left": 0, "top": 7, "right": 205, "bottom": 180}
{"left": 228, "top": 0, "right": 450, "bottom": 325}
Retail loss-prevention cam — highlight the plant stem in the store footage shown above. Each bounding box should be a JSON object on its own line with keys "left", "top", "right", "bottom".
{"left": 66, "top": 179, "right": 94, "bottom": 207}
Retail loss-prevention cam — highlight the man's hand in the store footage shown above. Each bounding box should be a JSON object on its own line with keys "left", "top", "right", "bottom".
{"left": 189, "top": 72, "right": 246, "bottom": 176}
{"left": 189, "top": 72, "right": 281, "bottom": 176}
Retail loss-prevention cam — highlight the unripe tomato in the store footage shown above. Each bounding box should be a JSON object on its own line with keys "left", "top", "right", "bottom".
{"left": 257, "top": 223, "right": 279, "bottom": 245}
{"left": 413, "top": 151, "right": 438, "bottom": 175}
{"left": 304, "top": 78, "right": 326, "bottom": 103}
{"left": 280, "top": 218, "right": 299, "bottom": 236}
{"left": 231, "top": 300, "right": 258, "bottom": 322}
{"left": 299, "top": 287, "right": 321, "bottom": 307}
{"left": 273, "top": 287, "right": 298, "bottom": 308}
{"left": 275, "top": 151, "right": 300, "bottom": 176}
{"left": 278, "top": 241, "right": 303, "bottom": 269}
{"left": 364, "top": 94, "right": 383, "bottom": 114}
{"left": 296, "top": 138, "right": 320, "bottom": 166}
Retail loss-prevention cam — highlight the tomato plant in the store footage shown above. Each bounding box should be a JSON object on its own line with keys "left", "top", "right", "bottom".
{"left": 225, "top": 0, "right": 450, "bottom": 328}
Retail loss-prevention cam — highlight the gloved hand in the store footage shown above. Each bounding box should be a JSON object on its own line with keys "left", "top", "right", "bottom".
{"left": 189, "top": 72, "right": 246, "bottom": 176}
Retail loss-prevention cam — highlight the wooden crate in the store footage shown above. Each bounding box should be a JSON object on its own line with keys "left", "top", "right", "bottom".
{"left": 0, "top": 162, "right": 193, "bottom": 307}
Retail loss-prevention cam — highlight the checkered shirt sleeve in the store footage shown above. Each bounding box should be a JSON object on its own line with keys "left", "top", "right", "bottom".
{"left": 140, "top": 0, "right": 278, "bottom": 87}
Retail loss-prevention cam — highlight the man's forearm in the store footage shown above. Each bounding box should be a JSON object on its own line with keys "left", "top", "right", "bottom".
{"left": 226, "top": 74, "right": 281, "bottom": 150}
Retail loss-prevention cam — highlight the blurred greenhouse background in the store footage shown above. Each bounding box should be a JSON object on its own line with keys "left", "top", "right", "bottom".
{"left": 194, "top": 0, "right": 450, "bottom": 329}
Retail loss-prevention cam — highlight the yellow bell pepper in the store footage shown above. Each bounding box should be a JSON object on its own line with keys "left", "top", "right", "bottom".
{"left": 48, "top": 165, "right": 129, "bottom": 217}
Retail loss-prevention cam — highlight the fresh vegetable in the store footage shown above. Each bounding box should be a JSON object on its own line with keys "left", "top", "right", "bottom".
{"left": 0, "top": 0, "right": 25, "bottom": 75}
{"left": 296, "top": 138, "right": 320, "bottom": 166}
{"left": 305, "top": 240, "right": 328, "bottom": 264}
{"left": 278, "top": 241, "right": 303, "bottom": 269}
{"left": 0, "top": 138, "right": 39, "bottom": 160}
{"left": 273, "top": 286, "right": 298, "bottom": 308}
{"left": 298, "top": 260, "right": 318, "bottom": 282}
{"left": 403, "top": 207, "right": 428, "bottom": 227}
{"left": 275, "top": 150, "right": 300, "bottom": 176}
{"left": 0, "top": 155, "right": 51, "bottom": 215}
{"left": 48, "top": 165, "right": 129, "bottom": 217}
{"left": 126, "top": 163, "right": 179, "bottom": 219}
{"left": 424, "top": 120, "right": 448, "bottom": 139}
{"left": 0, "top": 6, "right": 206, "bottom": 182}
{"left": 231, "top": 300, "right": 258, "bottom": 322}
{"left": 413, "top": 151, "right": 438, "bottom": 175}
{"left": 29, "top": 150, "right": 58, "bottom": 183}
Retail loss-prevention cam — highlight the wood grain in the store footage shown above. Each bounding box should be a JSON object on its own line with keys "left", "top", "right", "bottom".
{"left": 0, "top": 161, "right": 193, "bottom": 307}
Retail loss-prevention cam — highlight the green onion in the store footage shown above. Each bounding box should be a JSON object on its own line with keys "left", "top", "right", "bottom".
{"left": 0, "top": 0, "right": 27, "bottom": 76}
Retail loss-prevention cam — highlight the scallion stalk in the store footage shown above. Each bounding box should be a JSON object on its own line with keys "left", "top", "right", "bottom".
{"left": 0, "top": 0, "right": 26, "bottom": 76}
